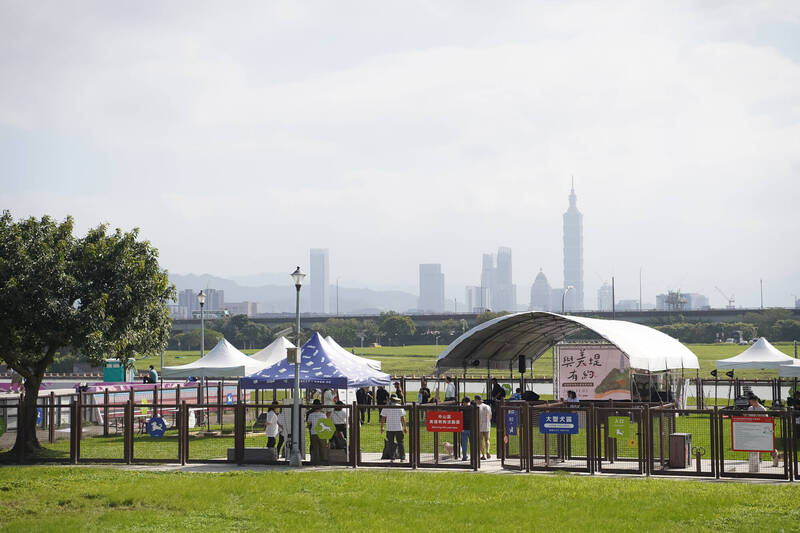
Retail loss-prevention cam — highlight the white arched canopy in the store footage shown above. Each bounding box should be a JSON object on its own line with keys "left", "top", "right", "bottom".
{"left": 435, "top": 312, "right": 698, "bottom": 372}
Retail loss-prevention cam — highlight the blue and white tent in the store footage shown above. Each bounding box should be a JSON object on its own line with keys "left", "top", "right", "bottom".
{"left": 240, "top": 332, "right": 391, "bottom": 389}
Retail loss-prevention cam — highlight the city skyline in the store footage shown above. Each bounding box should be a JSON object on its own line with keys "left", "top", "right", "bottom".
{"left": 1, "top": 3, "right": 798, "bottom": 309}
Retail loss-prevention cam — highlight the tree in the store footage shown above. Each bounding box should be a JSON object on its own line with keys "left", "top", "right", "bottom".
{"left": 171, "top": 328, "right": 224, "bottom": 351}
{"left": 476, "top": 311, "right": 509, "bottom": 324}
{"left": 0, "top": 212, "right": 174, "bottom": 458}
{"left": 379, "top": 314, "right": 416, "bottom": 343}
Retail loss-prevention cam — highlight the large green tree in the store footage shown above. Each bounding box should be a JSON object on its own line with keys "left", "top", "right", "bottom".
{"left": 0, "top": 212, "right": 174, "bottom": 458}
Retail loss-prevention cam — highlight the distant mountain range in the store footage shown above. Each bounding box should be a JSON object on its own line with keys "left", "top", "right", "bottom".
{"left": 169, "top": 273, "right": 419, "bottom": 315}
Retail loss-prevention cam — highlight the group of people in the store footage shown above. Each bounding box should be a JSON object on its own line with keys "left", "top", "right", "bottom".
{"left": 455, "top": 395, "right": 493, "bottom": 461}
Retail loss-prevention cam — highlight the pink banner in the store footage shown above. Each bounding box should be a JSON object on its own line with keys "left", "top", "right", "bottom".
{"left": 558, "top": 345, "right": 630, "bottom": 400}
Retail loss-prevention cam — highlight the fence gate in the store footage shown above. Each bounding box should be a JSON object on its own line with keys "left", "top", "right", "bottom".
{"left": 529, "top": 405, "right": 593, "bottom": 473}
{"left": 499, "top": 403, "right": 528, "bottom": 471}
{"left": 357, "top": 404, "right": 414, "bottom": 468}
{"left": 595, "top": 406, "right": 646, "bottom": 474}
{"left": 717, "top": 408, "right": 791, "bottom": 480}
{"left": 416, "top": 404, "right": 477, "bottom": 470}
{"left": 649, "top": 408, "right": 715, "bottom": 477}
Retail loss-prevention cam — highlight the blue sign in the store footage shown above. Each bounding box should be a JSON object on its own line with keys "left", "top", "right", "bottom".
{"left": 147, "top": 416, "right": 167, "bottom": 438}
{"left": 539, "top": 412, "right": 579, "bottom": 435}
{"left": 225, "top": 392, "right": 235, "bottom": 405}
{"left": 505, "top": 410, "right": 519, "bottom": 436}
{"left": 36, "top": 407, "right": 43, "bottom": 425}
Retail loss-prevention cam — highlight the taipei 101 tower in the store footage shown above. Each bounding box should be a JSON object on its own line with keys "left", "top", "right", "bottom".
{"left": 563, "top": 179, "right": 584, "bottom": 311}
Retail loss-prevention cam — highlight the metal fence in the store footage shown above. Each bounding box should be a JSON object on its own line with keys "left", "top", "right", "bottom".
{"left": 3, "top": 398, "right": 799, "bottom": 481}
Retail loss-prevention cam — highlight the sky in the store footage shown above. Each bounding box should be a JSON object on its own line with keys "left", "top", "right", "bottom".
{"left": 1, "top": 1, "right": 799, "bottom": 309}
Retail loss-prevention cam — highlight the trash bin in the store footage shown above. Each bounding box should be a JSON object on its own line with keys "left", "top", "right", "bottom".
{"left": 669, "top": 433, "right": 692, "bottom": 468}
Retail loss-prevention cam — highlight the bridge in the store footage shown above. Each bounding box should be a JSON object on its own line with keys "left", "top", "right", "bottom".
{"left": 170, "top": 307, "right": 799, "bottom": 333}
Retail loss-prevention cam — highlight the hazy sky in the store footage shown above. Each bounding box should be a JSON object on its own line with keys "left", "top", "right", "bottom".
{"left": 1, "top": 1, "right": 798, "bottom": 308}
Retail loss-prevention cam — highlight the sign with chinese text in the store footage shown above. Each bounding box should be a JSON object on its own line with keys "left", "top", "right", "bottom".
{"left": 426, "top": 411, "right": 463, "bottom": 432}
{"left": 731, "top": 416, "right": 775, "bottom": 452}
{"left": 558, "top": 345, "right": 630, "bottom": 401}
{"left": 608, "top": 416, "right": 637, "bottom": 447}
{"left": 539, "top": 413, "right": 579, "bottom": 434}
{"left": 506, "top": 410, "right": 519, "bottom": 436}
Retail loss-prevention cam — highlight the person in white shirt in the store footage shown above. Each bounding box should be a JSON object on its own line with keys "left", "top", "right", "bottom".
{"left": 445, "top": 376, "right": 456, "bottom": 402}
{"left": 331, "top": 401, "right": 349, "bottom": 449}
{"left": 265, "top": 401, "right": 282, "bottom": 451}
{"left": 380, "top": 395, "right": 407, "bottom": 461}
{"left": 306, "top": 400, "right": 329, "bottom": 464}
{"left": 322, "top": 389, "right": 335, "bottom": 416}
{"left": 474, "top": 395, "right": 492, "bottom": 460}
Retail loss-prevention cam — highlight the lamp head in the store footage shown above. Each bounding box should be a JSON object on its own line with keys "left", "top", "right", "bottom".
{"left": 725, "top": 370, "right": 735, "bottom": 378}
{"left": 197, "top": 290, "right": 206, "bottom": 306}
{"left": 291, "top": 266, "right": 306, "bottom": 287}
{"left": 710, "top": 369, "right": 718, "bottom": 377}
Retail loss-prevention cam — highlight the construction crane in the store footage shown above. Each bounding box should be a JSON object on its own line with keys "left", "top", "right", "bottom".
{"left": 715, "top": 287, "right": 735, "bottom": 309}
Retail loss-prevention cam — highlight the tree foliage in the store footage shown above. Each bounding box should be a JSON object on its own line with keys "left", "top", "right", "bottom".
{"left": 0, "top": 211, "right": 174, "bottom": 457}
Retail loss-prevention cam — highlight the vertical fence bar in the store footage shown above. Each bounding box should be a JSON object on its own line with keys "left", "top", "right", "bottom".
{"left": 217, "top": 382, "right": 222, "bottom": 426}
{"left": 103, "top": 388, "right": 109, "bottom": 437}
{"left": 351, "top": 401, "right": 358, "bottom": 468}
{"left": 123, "top": 401, "right": 131, "bottom": 464}
{"left": 69, "top": 401, "right": 77, "bottom": 464}
{"left": 48, "top": 391, "right": 56, "bottom": 444}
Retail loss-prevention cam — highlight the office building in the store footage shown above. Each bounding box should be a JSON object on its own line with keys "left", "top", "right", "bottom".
{"left": 529, "top": 270, "right": 552, "bottom": 311}
{"left": 597, "top": 282, "right": 613, "bottom": 311}
{"left": 309, "top": 248, "right": 330, "bottom": 314}
{"left": 563, "top": 181, "right": 584, "bottom": 311}
{"left": 419, "top": 264, "right": 445, "bottom": 313}
{"left": 493, "top": 247, "right": 516, "bottom": 312}
{"left": 466, "top": 285, "right": 490, "bottom": 313}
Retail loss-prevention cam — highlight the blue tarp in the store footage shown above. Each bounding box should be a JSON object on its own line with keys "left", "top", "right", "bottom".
{"left": 240, "top": 332, "right": 391, "bottom": 389}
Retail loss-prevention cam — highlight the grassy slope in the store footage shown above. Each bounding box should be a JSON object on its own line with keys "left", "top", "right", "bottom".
{"left": 0, "top": 467, "right": 798, "bottom": 532}
{"left": 141, "top": 343, "right": 797, "bottom": 379}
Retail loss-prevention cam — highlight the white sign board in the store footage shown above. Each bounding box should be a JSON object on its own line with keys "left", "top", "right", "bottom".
{"left": 731, "top": 416, "right": 774, "bottom": 452}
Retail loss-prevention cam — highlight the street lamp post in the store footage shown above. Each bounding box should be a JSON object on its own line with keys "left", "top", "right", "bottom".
{"left": 289, "top": 266, "right": 306, "bottom": 467}
{"left": 197, "top": 290, "right": 207, "bottom": 430}
{"left": 561, "top": 285, "right": 574, "bottom": 314}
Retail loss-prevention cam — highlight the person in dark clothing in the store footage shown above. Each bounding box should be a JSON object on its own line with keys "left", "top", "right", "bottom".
{"left": 393, "top": 381, "right": 405, "bottom": 403}
{"left": 376, "top": 386, "right": 390, "bottom": 410}
{"left": 522, "top": 389, "right": 540, "bottom": 402}
{"left": 460, "top": 397, "right": 473, "bottom": 461}
{"left": 356, "top": 387, "right": 373, "bottom": 424}
{"left": 491, "top": 378, "right": 506, "bottom": 402}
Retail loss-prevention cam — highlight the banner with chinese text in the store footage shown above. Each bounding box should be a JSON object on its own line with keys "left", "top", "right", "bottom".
{"left": 558, "top": 345, "right": 630, "bottom": 400}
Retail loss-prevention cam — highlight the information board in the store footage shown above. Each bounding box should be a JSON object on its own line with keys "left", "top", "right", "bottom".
{"left": 505, "top": 410, "right": 519, "bottom": 436}
{"left": 147, "top": 417, "right": 166, "bottom": 438}
{"left": 558, "top": 345, "right": 630, "bottom": 401}
{"left": 426, "top": 411, "right": 463, "bottom": 432}
{"left": 608, "top": 416, "right": 638, "bottom": 447}
{"left": 539, "top": 413, "right": 579, "bottom": 435}
{"left": 731, "top": 416, "right": 774, "bottom": 452}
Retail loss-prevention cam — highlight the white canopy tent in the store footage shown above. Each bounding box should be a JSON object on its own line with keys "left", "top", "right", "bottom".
{"left": 436, "top": 312, "right": 699, "bottom": 372}
{"left": 162, "top": 338, "right": 268, "bottom": 379}
{"left": 250, "top": 336, "right": 295, "bottom": 367}
{"left": 715, "top": 337, "right": 794, "bottom": 370}
{"left": 325, "top": 336, "right": 382, "bottom": 371}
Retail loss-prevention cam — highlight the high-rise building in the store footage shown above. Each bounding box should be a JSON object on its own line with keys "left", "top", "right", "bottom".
{"left": 466, "top": 285, "right": 490, "bottom": 313}
{"left": 480, "top": 253, "right": 495, "bottom": 309}
{"left": 205, "top": 288, "right": 224, "bottom": 312}
{"left": 493, "top": 247, "right": 516, "bottom": 312}
{"left": 418, "top": 264, "right": 445, "bottom": 313}
{"left": 563, "top": 180, "right": 584, "bottom": 311}
{"left": 597, "top": 282, "right": 613, "bottom": 311}
{"left": 309, "top": 248, "right": 330, "bottom": 314}
{"left": 529, "top": 269, "right": 551, "bottom": 311}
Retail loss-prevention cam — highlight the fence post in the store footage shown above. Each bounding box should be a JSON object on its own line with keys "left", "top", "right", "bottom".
{"left": 713, "top": 406, "right": 721, "bottom": 479}
{"left": 69, "top": 401, "right": 77, "bottom": 464}
{"left": 153, "top": 385, "right": 158, "bottom": 417}
{"left": 350, "top": 401, "right": 358, "bottom": 468}
{"left": 182, "top": 401, "right": 189, "bottom": 465}
{"left": 644, "top": 406, "right": 651, "bottom": 477}
{"left": 587, "top": 405, "right": 594, "bottom": 475}
{"left": 235, "top": 401, "right": 244, "bottom": 465}
{"left": 102, "top": 388, "right": 109, "bottom": 437}
{"left": 48, "top": 391, "right": 56, "bottom": 444}
{"left": 524, "top": 403, "right": 531, "bottom": 473}
{"left": 123, "top": 401, "right": 131, "bottom": 464}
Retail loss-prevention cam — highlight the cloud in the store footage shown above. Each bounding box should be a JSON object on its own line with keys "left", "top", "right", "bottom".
{"left": 0, "top": 1, "right": 798, "bottom": 307}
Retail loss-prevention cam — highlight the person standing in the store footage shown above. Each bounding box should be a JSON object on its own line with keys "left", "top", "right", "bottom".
{"left": 491, "top": 378, "right": 506, "bottom": 422}
{"left": 459, "top": 397, "right": 472, "bottom": 461}
{"left": 376, "top": 386, "right": 389, "bottom": 409}
{"left": 322, "top": 388, "right": 335, "bottom": 416}
{"left": 393, "top": 381, "right": 405, "bottom": 403}
{"left": 356, "top": 387, "right": 372, "bottom": 425}
{"left": 418, "top": 379, "right": 431, "bottom": 404}
{"left": 380, "top": 394, "right": 407, "bottom": 461}
{"left": 475, "top": 395, "right": 492, "bottom": 460}
{"left": 445, "top": 376, "right": 456, "bottom": 402}
{"left": 265, "top": 401, "right": 282, "bottom": 452}
{"left": 307, "top": 400, "right": 328, "bottom": 465}
{"left": 747, "top": 395, "right": 771, "bottom": 471}
{"left": 331, "top": 401, "right": 348, "bottom": 450}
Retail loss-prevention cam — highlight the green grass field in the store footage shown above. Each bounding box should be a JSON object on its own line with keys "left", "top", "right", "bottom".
{"left": 0, "top": 467, "right": 798, "bottom": 532}
{"left": 142, "top": 343, "right": 798, "bottom": 379}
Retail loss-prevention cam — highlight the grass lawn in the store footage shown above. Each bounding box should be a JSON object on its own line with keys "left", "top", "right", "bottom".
{"left": 142, "top": 343, "right": 797, "bottom": 379}
{"left": 0, "top": 467, "right": 798, "bottom": 532}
